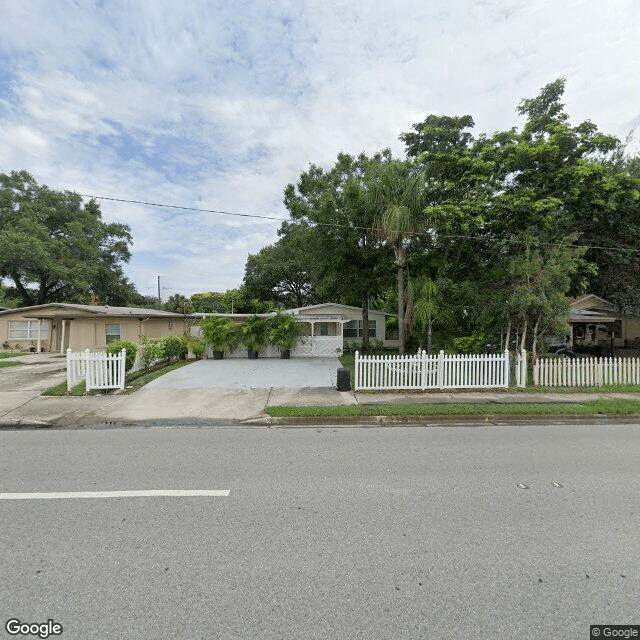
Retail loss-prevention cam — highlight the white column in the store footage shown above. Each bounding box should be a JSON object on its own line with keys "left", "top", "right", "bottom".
{"left": 36, "top": 319, "right": 42, "bottom": 353}
{"left": 60, "top": 320, "right": 66, "bottom": 355}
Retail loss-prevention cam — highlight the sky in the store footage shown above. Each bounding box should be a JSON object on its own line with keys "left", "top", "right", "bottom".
{"left": 1, "top": 0, "right": 639, "bottom": 301}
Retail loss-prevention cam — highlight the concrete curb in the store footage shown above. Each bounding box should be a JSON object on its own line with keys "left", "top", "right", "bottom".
{"left": 2, "top": 413, "right": 639, "bottom": 430}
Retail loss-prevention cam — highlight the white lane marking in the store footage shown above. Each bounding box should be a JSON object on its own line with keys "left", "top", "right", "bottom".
{"left": 0, "top": 490, "right": 230, "bottom": 500}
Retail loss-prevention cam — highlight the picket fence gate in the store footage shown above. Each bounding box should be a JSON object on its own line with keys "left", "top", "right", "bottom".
{"left": 533, "top": 355, "right": 640, "bottom": 387}
{"left": 66, "top": 348, "right": 126, "bottom": 391}
{"left": 354, "top": 350, "right": 511, "bottom": 391}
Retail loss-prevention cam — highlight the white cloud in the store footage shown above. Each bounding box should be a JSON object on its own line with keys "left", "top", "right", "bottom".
{"left": 1, "top": 0, "right": 639, "bottom": 299}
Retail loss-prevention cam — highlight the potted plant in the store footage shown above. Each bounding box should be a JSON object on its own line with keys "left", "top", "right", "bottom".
{"left": 268, "top": 312, "right": 304, "bottom": 359}
{"left": 239, "top": 314, "right": 268, "bottom": 359}
{"left": 201, "top": 316, "right": 236, "bottom": 359}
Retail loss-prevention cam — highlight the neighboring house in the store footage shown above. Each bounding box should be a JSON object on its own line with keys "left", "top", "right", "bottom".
{"left": 190, "top": 303, "right": 398, "bottom": 358}
{"left": 0, "top": 304, "right": 187, "bottom": 353}
{"left": 285, "top": 303, "right": 396, "bottom": 348}
{"left": 566, "top": 295, "right": 640, "bottom": 350}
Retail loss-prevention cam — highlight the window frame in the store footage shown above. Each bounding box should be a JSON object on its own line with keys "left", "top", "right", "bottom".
{"left": 8, "top": 319, "right": 51, "bottom": 340}
{"left": 105, "top": 323, "right": 121, "bottom": 345}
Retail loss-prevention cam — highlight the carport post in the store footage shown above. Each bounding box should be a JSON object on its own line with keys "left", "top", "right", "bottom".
{"left": 36, "top": 318, "right": 42, "bottom": 353}
{"left": 60, "top": 320, "right": 66, "bottom": 355}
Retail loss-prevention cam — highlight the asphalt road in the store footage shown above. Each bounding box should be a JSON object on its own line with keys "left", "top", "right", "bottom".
{"left": 1, "top": 423, "right": 638, "bottom": 640}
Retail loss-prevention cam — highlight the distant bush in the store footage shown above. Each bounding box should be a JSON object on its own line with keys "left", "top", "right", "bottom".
{"left": 106, "top": 339, "right": 138, "bottom": 371}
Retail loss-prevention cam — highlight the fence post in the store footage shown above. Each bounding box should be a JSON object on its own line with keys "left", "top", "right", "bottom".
{"left": 437, "top": 350, "right": 445, "bottom": 389}
{"left": 503, "top": 349, "right": 510, "bottom": 388}
{"left": 420, "top": 350, "right": 427, "bottom": 390}
{"left": 84, "top": 348, "right": 92, "bottom": 393}
{"left": 519, "top": 349, "right": 527, "bottom": 388}
{"left": 119, "top": 348, "right": 126, "bottom": 389}
{"left": 66, "top": 348, "right": 72, "bottom": 393}
{"left": 354, "top": 351, "right": 359, "bottom": 391}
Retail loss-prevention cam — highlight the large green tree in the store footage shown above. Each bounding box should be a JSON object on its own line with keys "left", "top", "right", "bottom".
{"left": 243, "top": 222, "right": 316, "bottom": 308}
{"left": 284, "top": 152, "right": 395, "bottom": 349}
{"left": 0, "top": 170, "right": 136, "bottom": 306}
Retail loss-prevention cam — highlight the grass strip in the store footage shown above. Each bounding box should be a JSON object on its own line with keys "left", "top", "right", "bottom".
{"left": 0, "top": 360, "right": 21, "bottom": 368}
{"left": 43, "top": 381, "right": 87, "bottom": 396}
{"left": 41, "top": 360, "right": 192, "bottom": 396}
{"left": 123, "top": 360, "right": 191, "bottom": 394}
{"left": 0, "top": 352, "right": 28, "bottom": 359}
{"left": 266, "top": 398, "right": 640, "bottom": 418}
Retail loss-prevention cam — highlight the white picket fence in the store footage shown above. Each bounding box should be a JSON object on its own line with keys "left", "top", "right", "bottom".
{"left": 534, "top": 355, "right": 640, "bottom": 387}
{"left": 66, "top": 348, "right": 126, "bottom": 391}
{"left": 354, "top": 350, "right": 511, "bottom": 391}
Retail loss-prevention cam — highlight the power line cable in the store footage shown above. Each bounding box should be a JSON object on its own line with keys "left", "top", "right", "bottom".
{"left": 81, "top": 193, "right": 640, "bottom": 255}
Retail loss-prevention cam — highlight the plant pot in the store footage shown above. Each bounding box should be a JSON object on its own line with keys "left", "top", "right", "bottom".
{"left": 248, "top": 350, "right": 259, "bottom": 359}
{"left": 212, "top": 350, "right": 224, "bottom": 360}
{"left": 280, "top": 349, "right": 291, "bottom": 359}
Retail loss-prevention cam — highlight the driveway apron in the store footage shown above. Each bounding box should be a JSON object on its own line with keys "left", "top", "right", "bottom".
{"left": 94, "top": 357, "right": 344, "bottom": 423}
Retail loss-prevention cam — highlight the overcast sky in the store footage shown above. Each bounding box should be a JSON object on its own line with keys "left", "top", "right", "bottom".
{"left": 1, "top": 0, "right": 639, "bottom": 300}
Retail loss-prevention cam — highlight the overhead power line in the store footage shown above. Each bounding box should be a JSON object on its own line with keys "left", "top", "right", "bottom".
{"left": 80, "top": 194, "right": 289, "bottom": 222}
{"left": 81, "top": 193, "right": 639, "bottom": 255}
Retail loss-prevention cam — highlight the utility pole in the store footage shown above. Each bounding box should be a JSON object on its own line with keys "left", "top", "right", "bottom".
{"left": 157, "top": 276, "right": 161, "bottom": 304}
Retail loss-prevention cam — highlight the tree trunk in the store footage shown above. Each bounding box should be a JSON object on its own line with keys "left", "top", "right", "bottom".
{"left": 11, "top": 273, "right": 34, "bottom": 306}
{"left": 362, "top": 292, "right": 370, "bottom": 352}
{"left": 427, "top": 321, "right": 433, "bottom": 355}
{"left": 532, "top": 316, "right": 541, "bottom": 363}
{"left": 504, "top": 318, "right": 511, "bottom": 352}
{"left": 519, "top": 318, "right": 528, "bottom": 352}
{"left": 398, "top": 265, "right": 405, "bottom": 354}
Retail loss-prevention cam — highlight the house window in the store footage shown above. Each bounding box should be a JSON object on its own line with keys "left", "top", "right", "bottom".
{"left": 9, "top": 320, "right": 51, "bottom": 340}
{"left": 344, "top": 320, "right": 376, "bottom": 338}
{"left": 105, "top": 324, "right": 121, "bottom": 344}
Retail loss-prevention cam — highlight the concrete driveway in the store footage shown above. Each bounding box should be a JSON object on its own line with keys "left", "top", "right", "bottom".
{"left": 0, "top": 353, "right": 68, "bottom": 422}
{"left": 92, "top": 357, "right": 354, "bottom": 424}
{"left": 145, "top": 357, "right": 342, "bottom": 390}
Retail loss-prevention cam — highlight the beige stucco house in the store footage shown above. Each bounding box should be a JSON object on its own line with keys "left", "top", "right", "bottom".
{"left": 0, "top": 304, "right": 187, "bottom": 353}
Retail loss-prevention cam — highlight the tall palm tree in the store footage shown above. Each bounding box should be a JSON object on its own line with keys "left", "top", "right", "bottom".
{"left": 413, "top": 277, "right": 454, "bottom": 354}
{"left": 369, "top": 159, "right": 426, "bottom": 354}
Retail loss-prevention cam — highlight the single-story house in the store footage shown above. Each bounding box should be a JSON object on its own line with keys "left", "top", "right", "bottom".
{"left": 0, "top": 303, "right": 187, "bottom": 353}
{"left": 190, "top": 303, "right": 398, "bottom": 358}
{"left": 566, "top": 295, "right": 640, "bottom": 350}
{"left": 286, "top": 303, "right": 396, "bottom": 347}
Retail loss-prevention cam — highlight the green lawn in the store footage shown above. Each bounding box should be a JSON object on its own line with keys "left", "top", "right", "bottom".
{"left": 0, "top": 352, "right": 28, "bottom": 359}
{"left": 266, "top": 398, "right": 640, "bottom": 418}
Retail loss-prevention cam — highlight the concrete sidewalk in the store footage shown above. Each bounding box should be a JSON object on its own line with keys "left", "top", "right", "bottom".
{"left": 2, "top": 385, "right": 640, "bottom": 428}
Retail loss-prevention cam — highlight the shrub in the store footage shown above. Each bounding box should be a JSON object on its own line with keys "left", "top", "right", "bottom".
{"left": 140, "top": 335, "right": 164, "bottom": 370}
{"left": 189, "top": 338, "right": 205, "bottom": 359}
{"left": 106, "top": 339, "right": 138, "bottom": 372}
{"left": 160, "top": 335, "right": 187, "bottom": 360}
{"left": 239, "top": 315, "right": 268, "bottom": 353}
{"left": 201, "top": 316, "right": 237, "bottom": 353}
{"left": 267, "top": 312, "right": 304, "bottom": 352}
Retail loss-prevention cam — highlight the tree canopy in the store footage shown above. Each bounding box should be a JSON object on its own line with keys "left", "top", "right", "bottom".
{"left": 0, "top": 170, "right": 139, "bottom": 307}
{"left": 242, "top": 78, "right": 640, "bottom": 354}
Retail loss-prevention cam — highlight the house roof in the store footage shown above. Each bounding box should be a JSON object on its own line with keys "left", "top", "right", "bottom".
{"left": 0, "top": 303, "right": 183, "bottom": 319}
{"left": 569, "top": 294, "right": 616, "bottom": 311}
{"left": 568, "top": 294, "right": 617, "bottom": 323}
{"left": 287, "top": 303, "right": 393, "bottom": 316}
